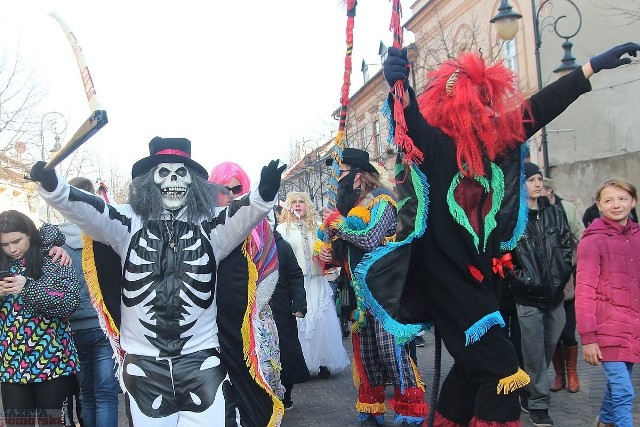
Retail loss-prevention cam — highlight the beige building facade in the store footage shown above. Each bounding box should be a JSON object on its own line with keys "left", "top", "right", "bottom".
{"left": 283, "top": 0, "right": 640, "bottom": 216}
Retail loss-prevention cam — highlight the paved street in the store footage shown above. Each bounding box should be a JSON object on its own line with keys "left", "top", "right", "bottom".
{"left": 280, "top": 332, "right": 640, "bottom": 426}
{"left": 3, "top": 331, "right": 638, "bottom": 426}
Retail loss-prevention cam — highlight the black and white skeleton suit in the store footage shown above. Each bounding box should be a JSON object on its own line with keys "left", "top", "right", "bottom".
{"left": 37, "top": 174, "right": 275, "bottom": 427}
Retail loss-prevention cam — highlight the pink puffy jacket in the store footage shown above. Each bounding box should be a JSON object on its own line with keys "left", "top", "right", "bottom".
{"left": 576, "top": 217, "right": 640, "bottom": 363}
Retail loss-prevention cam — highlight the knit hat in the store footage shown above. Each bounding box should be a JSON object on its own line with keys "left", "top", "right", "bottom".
{"left": 524, "top": 162, "right": 543, "bottom": 179}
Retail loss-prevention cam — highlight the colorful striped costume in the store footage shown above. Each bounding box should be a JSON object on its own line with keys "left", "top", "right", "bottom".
{"left": 324, "top": 188, "right": 428, "bottom": 425}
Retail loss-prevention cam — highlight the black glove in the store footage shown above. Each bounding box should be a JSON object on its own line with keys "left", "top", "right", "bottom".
{"left": 29, "top": 161, "right": 58, "bottom": 192}
{"left": 258, "top": 160, "right": 287, "bottom": 201}
{"left": 590, "top": 42, "right": 640, "bottom": 73}
{"left": 383, "top": 46, "right": 409, "bottom": 88}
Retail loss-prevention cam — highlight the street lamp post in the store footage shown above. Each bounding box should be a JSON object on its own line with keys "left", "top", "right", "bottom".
{"left": 40, "top": 111, "right": 67, "bottom": 160}
{"left": 39, "top": 111, "right": 66, "bottom": 222}
{"left": 491, "top": 0, "right": 582, "bottom": 178}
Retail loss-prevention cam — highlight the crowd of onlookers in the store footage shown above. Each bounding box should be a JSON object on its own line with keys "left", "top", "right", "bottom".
{"left": 1, "top": 163, "right": 639, "bottom": 427}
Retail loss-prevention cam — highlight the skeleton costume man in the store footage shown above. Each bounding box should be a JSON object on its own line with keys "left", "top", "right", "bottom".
{"left": 30, "top": 137, "right": 286, "bottom": 427}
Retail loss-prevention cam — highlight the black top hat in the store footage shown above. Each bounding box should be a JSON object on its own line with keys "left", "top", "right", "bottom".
{"left": 326, "top": 148, "right": 378, "bottom": 174}
{"left": 131, "top": 137, "right": 208, "bottom": 179}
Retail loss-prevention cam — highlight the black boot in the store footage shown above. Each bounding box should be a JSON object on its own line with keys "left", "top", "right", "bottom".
{"left": 318, "top": 366, "right": 331, "bottom": 379}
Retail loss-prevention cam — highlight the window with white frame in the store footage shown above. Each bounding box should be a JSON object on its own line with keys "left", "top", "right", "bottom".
{"left": 374, "top": 119, "right": 382, "bottom": 157}
{"left": 361, "top": 126, "right": 368, "bottom": 149}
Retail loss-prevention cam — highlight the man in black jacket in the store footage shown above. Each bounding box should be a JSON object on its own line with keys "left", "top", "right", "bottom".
{"left": 509, "top": 163, "right": 573, "bottom": 426}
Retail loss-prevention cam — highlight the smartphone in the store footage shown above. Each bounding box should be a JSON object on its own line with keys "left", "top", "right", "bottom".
{"left": 0, "top": 270, "right": 13, "bottom": 280}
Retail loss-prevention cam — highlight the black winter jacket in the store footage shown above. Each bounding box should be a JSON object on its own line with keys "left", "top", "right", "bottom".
{"left": 509, "top": 196, "right": 573, "bottom": 308}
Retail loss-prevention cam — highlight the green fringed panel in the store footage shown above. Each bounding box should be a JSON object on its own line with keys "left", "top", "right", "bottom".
{"left": 396, "top": 196, "right": 411, "bottom": 212}
{"left": 446, "top": 163, "right": 506, "bottom": 253}
{"left": 447, "top": 170, "right": 481, "bottom": 251}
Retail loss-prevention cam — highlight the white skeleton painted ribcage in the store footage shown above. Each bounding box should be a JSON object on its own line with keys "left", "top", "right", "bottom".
{"left": 122, "top": 219, "right": 215, "bottom": 357}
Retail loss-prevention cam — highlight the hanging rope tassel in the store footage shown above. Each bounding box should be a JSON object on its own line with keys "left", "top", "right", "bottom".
{"left": 389, "top": 0, "right": 423, "bottom": 167}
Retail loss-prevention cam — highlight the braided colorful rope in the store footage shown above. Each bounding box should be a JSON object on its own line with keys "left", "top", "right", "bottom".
{"left": 326, "top": 0, "right": 357, "bottom": 210}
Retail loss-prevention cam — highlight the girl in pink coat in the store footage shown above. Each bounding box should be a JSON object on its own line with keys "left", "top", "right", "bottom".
{"left": 576, "top": 177, "right": 640, "bottom": 427}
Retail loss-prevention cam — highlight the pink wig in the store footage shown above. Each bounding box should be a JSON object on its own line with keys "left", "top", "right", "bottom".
{"left": 417, "top": 52, "right": 531, "bottom": 177}
{"left": 208, "top": 162, "right": 251, "bottom": 194}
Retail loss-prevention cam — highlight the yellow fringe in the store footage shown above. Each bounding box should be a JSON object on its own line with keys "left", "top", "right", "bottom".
{"left": 239, "top": 240, "right": 283, "bottom": 427}
{"left": 365, "top": 194, "right": 397, "bottom": 210}
{"left": 335, "top": 130, "right": 346, "bottom": 151}
{"left": 352, "top": 358, "right": 360, "bottom": 388}
{"left": 81, "top": 234, "right": 119, "bottom": 336}
{"left": 355, "top": 401, "right": 386, "bottom": 414}
{"left": 496, "top": 368, "right": 530, "bottom": 395}
{"left": 409, "top": 356, "right": 425, "bottom": 392}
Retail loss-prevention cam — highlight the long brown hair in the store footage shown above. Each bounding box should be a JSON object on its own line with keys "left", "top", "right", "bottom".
{"left": 0, "top": 210, "right": 44, "bottom": 278}
{"left": 357, "top": 171, "right": 386, "bottom": 199}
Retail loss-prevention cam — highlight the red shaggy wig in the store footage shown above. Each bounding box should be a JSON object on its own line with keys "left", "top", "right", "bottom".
{"left": 417, "top": 52, "right": 531, "bottom": 177}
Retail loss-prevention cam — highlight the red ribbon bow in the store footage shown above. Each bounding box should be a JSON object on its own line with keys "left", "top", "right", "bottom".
{"left": 492, "top": 253, "right": 514, "bottom": 278}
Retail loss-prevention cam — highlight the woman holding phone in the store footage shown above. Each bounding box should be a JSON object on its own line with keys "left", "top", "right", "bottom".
{"left": 0, "top": 210, "right": 80, "bottom": 427}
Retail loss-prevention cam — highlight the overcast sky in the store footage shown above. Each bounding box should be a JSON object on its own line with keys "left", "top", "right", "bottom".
{"left": 1, "top": 0, "right": 409, "bottom": 183}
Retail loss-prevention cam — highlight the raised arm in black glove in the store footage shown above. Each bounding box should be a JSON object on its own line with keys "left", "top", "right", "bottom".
{"left": 383, "top": 46, "right": 410, "bottom": 88}
{"left": 29, "top": 161, "right": 58, "bottom": 192}
{"left": 590, "top": 42, "right": 640, "bottom": 73}
{"left": 258, "top": 160, "right": 287, "bottom": 202}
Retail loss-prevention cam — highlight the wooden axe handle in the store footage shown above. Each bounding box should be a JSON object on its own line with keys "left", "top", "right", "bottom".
{"left": 43, "top": 110, "right": 108, "bottom": 172}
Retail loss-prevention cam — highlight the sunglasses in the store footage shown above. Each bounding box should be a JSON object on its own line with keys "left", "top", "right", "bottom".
{"left": 225, "top": 184, "right": 243, "bottom": 195}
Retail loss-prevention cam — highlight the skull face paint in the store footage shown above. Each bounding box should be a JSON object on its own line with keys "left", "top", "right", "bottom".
{"left": 153, "top": 163, "right": 192, "bottom": 210}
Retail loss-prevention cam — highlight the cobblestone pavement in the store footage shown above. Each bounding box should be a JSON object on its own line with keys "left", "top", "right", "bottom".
{"left": 3, "top": 331, "right": 638, "bottom": 426}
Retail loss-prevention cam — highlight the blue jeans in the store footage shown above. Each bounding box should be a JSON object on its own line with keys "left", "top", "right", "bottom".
{"left": 72, "top": 328, "right": 120, "bottom": 427}
{"left": 600, "top": 361, "right": 635, "bottom": 427}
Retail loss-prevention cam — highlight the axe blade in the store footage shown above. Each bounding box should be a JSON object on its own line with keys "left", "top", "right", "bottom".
{"left": 42, "top": 109, "right": 108, "bottom": 172}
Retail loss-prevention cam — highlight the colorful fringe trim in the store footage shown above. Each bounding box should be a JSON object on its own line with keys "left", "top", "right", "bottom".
{"left": 446, "top": 163, "right": 504, "bottom": 254}
{"left": 469, "top": 416, "right": 522, "bottom": 426}
{"left": 432, "top": 411, "right": 465, "bottom": 427}
{"left": 496, "top": 367, "right": 530, "bottom": 395}
{"left": 81, "top": 234, "right": 124, "bottom": 389}
{"left": 239, "top": 240, "right": 284, "bottom": 426}
{"left": 351, "top": 332, "right": 370, "bottom": 390}
{"left": 464, "top": 311, "right": 505, "bottom": 346}
{"left": 389, "top": 386, "right": 428, "bottom": 423}
{"left": 409, "top": 354, "right": 425, "bottom": 392}
{"left": 500, "top": 144, "right": 530, "bottom": 251}
{"left": 355, "top": 384, "right": 386, "bottom": 415}
{"left": 351, "top": 168, "right": 431, "bottom": 344}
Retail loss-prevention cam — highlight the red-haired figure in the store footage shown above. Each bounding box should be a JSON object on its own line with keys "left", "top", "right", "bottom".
{"left": 381, "top": 42, "right": 640, "bottom": 426}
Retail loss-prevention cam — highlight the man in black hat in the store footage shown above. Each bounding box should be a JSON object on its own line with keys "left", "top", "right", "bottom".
{"left": 30, "top": 136, "right": 286, "bottom": 426}
{"left": 321, "top": 148, "right": 428, "bottom": 426}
